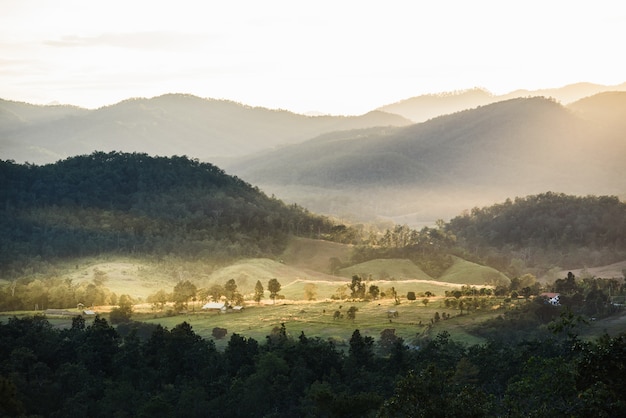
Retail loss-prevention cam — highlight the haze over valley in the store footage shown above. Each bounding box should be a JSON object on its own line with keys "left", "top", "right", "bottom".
{"left": 3, "top": 83, "right": 625, "bottom": 226}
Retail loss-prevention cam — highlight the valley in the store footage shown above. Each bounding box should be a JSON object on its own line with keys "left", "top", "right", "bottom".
{"left": 1, "top": 86, "right": 626, "bottom": 417}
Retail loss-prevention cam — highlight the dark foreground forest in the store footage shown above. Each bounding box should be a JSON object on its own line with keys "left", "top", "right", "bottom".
{"left": 1, "top": 310, "right": 624, "bottom": 417}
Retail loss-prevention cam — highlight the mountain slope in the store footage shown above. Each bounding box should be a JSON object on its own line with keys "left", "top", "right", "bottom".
{"left": 0, "top": 94, "right": 411, "bottom": 165}
{"left": 228, "top": 97, "right": 614, "bottom": 189}
{"left": 0, "top": 152, "right": 340, "bottom": 275}
{"left": 226, "top": 96, "right": 626, "bottom": 224}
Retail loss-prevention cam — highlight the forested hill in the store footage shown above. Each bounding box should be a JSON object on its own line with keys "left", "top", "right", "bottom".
{"left": 446, "top": 193, "right": 626, "bottom": 269}
{"left": 0, "top": 152, "right": 339, "bottom": 275}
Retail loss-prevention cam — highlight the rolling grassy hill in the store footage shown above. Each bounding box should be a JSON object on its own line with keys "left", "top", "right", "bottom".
{"left": 338, "top": 259, "right": 433, "bottom": 281}
{"left": 438, "top": 256, "right": 510, "bottom": 287}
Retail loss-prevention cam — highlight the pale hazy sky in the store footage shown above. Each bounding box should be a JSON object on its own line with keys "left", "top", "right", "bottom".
{"left": 1, "top": 0, "right": 625, "bottom": 115}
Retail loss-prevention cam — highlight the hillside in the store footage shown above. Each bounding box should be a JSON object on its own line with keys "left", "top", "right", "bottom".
{"left": 0, "top": 94, "right": 411, "bottom": 165}
{"left": 338, "top": 259, "right": 433, "bottom": 281}
{"left": 438, "top": 256, "right": 510, "bottom": 287}
{"left": 0, "top": 152, "right": 341, "bottom": 277}
{"left": 225, "top": 96, "right": 626, "bottom": 223}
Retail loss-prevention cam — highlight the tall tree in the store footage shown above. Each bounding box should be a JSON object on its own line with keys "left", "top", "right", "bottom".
{"left": 224, "top": 279, "right": 238, "bottom": 303}
{"left": 349, "top": 275, "right": 366, "bottom": 299}
{"left": 253, "top": 280, "right": 264, "bottom": 303}
{"left": 268, "top": 278, "right": 281, "bottom": 304}
{"left": 172, "top": 280, "right": 197, "bottom": 311}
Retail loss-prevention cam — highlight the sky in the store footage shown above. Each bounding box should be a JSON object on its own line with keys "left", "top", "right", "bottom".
{"left": 1, "top": 0, "right": 625, "bottom": 115}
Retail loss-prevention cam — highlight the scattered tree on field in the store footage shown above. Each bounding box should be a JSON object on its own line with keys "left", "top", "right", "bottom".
{"left": 212, "top": 327, "right": 228, "bottom": 339}
{"left": 172, "top": 280, "right": 197, "bottom": 311}
{"left": 368, "top": 285, "right": 380, "bottom": 300}
{"left": 224, "top": 279, "right": 238, "bottom": 303}
{"left": 253, "top": 280, "right": 264, "bottom": 303}
{"left": 268, "top": 278, "right": 281, "bottom": 304}
{"left": 347, "top": 306, "right": 358, "bottom": 321}
{"left": 349, "top": 275, "right": 366, "bottom": 299}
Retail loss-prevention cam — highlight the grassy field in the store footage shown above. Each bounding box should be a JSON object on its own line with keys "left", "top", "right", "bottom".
{"left": 4, "top": 297, "right": 624, "bottom": 352}
{"left": 439, "top": 256, "right": 511, "bottom": 286}
{"left": 133, "top": 296, "right": 501, "bottom": 350}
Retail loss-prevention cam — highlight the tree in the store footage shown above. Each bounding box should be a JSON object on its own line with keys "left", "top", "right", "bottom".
{"left": 304, "top": 283, "right": 317, "bottom": 301}
{"left": 253, "top": 280, "right": 264, "bottom": 303}
{"left": 147, "top": 289, "right": 169, "bottom": 311}
{"left": 110, "top": 294, "right": 133, "bottom": 324}
{"left": 212, "top": 327, "right": 227, "bottom": 339}
{"left": 391, "top": 287, "right": 399, "bottom": 305}
{"left": 268, "top": 278, "right": 281, "bottom": 304}
{"left": 347, "top": 306, "right": 358, "bottom": 321}
{"left": 349, "top": 275, "right": 366, "bottom": 299}
{"left": 348, "top": 329, "right": 374, "bottom": 368}
{"left": 368, "top": 285, "right": 380, "bottom": 300}
{"left": 422, "top": 298, "right": 429, "bottom": 307}
{"left": 172, "top": 280, "right": 197, "bottom": 311}
{"left": 329, "top": 257, "right": 343, "bottom": 275}
{"left": 224, "top": 279, "right": 238, "bottom": 303}
{"left": 379, "top": 328, "right": 402, "bottom": 355}
{"left": 208, "top": 284, "right": 224, "bottom": 302}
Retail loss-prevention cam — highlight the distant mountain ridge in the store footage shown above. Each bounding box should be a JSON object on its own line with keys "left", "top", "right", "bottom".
{"left": 377, "top": 82, "right": 626, "bottom": 122}
{"left": 226, "top": 94, "right": 626, "bottom": 224}
{"left": 3, "top": 81, "right": 625, "bottom": 166}
{"left": 0, "top": 94, "right": 411, "bottom": 165}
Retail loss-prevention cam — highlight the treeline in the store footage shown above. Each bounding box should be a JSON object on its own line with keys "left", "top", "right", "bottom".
{"left": 0, "top": 270, "right": 118, "bottom": 312}
{"left": 352, "top": 223, "right": 456, "bottom": 278}
{"left": 1, "top": 313, "right": 625, "bottom": 417}
{"left": 0, "top": 152, "right": 346, "bottom": 276}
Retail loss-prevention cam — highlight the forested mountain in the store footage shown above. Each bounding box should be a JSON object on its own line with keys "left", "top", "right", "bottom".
{"left": 0, "top": 152, "right": 342, "bottom": 276}
{"left": 446, "top": 193, "right": 626, "bottom": 274}
{"left": 0, "top": 94, "right": 411, "bottom": 165}
{"left": 377, "top": 82, "right": 626, "bottom": 122}
{"left": 226, "top": 95, "right": 626, "bottom": 224}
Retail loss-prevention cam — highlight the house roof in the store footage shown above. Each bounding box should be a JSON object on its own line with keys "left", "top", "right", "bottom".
{"left": 202, "top": 302, "right": 226, "bottom": 310}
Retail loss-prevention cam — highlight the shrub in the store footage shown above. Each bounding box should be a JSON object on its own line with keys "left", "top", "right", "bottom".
{"left": 212, "top": 327, "right": 228, "bottom": 339}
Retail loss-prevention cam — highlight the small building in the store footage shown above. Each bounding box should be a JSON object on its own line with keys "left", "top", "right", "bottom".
{"left": 202, "top": 302, "right": 226, "bottom": 311}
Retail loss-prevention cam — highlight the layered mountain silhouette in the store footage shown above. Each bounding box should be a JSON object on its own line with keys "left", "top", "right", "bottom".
{"left": 377, "top": 82, "right": 626, "bottom": 122}
{"left": 2, "top": 84, "right": 624, "bottom": 225}
{"left": 0, "top": 94, "right": 411, "bottom": 165}
{"left": 226, "top": 94, "right": 626, "bottom": 224}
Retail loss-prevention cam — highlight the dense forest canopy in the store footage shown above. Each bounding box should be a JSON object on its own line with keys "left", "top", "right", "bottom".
{"left": 0, "top": 313, "right": 624, "bottom": 417}
{"left": 445, "top": 192, "right": 626, "bottom": 273}
{"left": 0, "top": 152, "right": 343, "bottom": 276}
